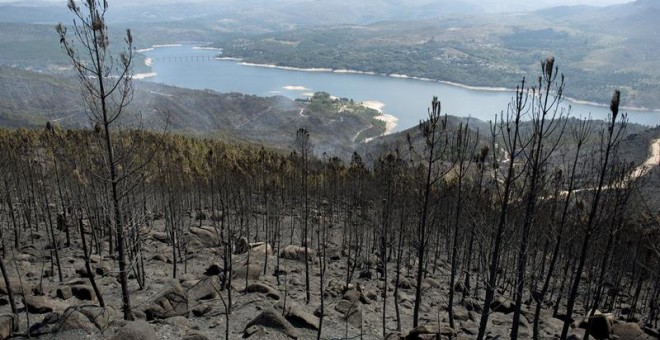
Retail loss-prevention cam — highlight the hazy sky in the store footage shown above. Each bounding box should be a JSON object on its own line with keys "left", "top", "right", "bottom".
{"left": 0, "top": 0, "right": 636, "bottom": 14}
{"left": 0, "top": 0, "right": 634, "bottom": 4}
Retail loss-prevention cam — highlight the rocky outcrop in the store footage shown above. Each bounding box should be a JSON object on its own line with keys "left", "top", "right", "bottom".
{"left": 244, "top": 308, "right": 298, "bottom": 339}
{"left": 406, "top": 323, "right": 456, "bottom": 339}
{"left": 280, "top": 245, "right": 316, "bottom": 262}
{"left": 188, "top": 275, "right": 221, "bottom": 301}
{"left": 278, "top": 302, "right": 320, "bottom": 330}
{"left": 142, "top": 282, "right": 189, "bottom": 320}
{"left": 245, "top": 282, "right": 280, "bottom": 300}
{"left": 29, "top": 306, "right": 109, "bottom": 336}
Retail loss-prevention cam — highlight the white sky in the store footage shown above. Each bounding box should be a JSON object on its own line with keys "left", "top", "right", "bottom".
{"left": 0, "top": 0, "right": 634, "bottom": 4}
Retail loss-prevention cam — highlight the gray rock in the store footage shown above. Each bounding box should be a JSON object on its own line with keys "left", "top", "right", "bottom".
{"left": 192, "top": 303, "right": 213, "bottom": 317}
{"left": 29, "top": 312, "right": 60, "bottom": 336}
{"left": 280, "top": 245, "right": 316, "bottom": 262}
{"left": 453, "top": 306, "right": 470, "bottom": 321}
{"left": 55, "top": 286, "right": 72, "bottom": 300}
{"left": 612, "top": 322, "right": 648, "bottom": 339}
{"left": 71, "top": 285, "right": 96, "bottom": 301}
{"left": 24, "top": 295, "right": 53, "bottom": 314}
{"left": 109, "top": 320, "right": 157, "bottom": 340}
{"left": 279, "top": 302, "right": 320, "bottom": 330}
{"left": 143, "top": 282, "right": 189, "bottom": 320}
{"left": 152, "top": 232, "right": 169, "bottom": 243}
{"left": 587, "top": 314, "right": 612, "bottom": 340}
{"left": 490, "top": 296, "right": 515, "bottom": 314}
{"left": 0, "top": 314, "right": 16, "bottom": 340}
{"left": 203, "top": 263, "right": 223, "bottom": 276}
{"left": 233, "top": 264, "right": 261, "bottom": 281}
{"left": 406, "top": 323, "right": 456, "bottom": 339}
{"left": 395, "top": 277, "right": 414, "bottom": 290}
{"left": 188, "top": 275, "right": 221, "bottom": 301}
{"left": 183, "top": 331, "right": 210, "bottom": 340}
{"left": 28, "top": 306, "right": 109, "bottom": 336}
{"left": 244, "top": 308, "right": 298, "bottom": 339}
{"left": 245, "top": 282, "right": 280, "bottom": 300}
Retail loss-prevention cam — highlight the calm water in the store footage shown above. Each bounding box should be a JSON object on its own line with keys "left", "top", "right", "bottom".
{"left": 142, "top": 45, "right": 660, "bottom": 131}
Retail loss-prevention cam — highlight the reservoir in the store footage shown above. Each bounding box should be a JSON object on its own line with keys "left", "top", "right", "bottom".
{"left": 141, "top": 45, "right": 660, "bottom": 132}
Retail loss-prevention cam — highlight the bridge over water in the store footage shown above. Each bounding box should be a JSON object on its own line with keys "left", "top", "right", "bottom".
{"left": 148, "top": 55, "right": 215, "bottom": 62}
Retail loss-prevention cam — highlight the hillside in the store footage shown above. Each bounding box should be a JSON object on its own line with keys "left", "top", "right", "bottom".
{"left": 0, "top": 67, "right": 384, "bottom": 157}
{"left": 218, "top": 0, "right": 660, "bottom": 109}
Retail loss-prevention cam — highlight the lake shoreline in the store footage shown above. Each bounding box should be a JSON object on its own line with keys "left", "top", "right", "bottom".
{"left": 139, "top": 43, "right": 660, "bottom": 113}
{"left": 231, "top": 58, "right": 660, "bottom": 113}
{"left": 139, "top": 44, "right": 660, "bottom": 128}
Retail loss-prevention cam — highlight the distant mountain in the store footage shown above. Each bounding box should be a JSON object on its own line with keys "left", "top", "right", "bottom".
{"left": 217, "top": 0, "right": 660, "bottom": 109}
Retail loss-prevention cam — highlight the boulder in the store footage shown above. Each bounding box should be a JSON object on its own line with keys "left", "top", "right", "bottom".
{"left": 251, "top": 242, "right": 273, "bottom": 256}
{"left": 406, "top": 323, "right": 456, "bottom": 339}
{"left": 93, "top": 263, "right": 112, "bottom": 277}
{"left": 192, "top": 303, "right": 213, "bottom": 317}
{"left": 490, "top": 296, "right": 515, "bottom": 314}
{"left": 0, "top": 314, "right": 16, "bottom": 340}
{"left": 453, "top": 306, "right": 470, "bottom": 321}
{"left": 233, "top": 264, "right": 261, "bottom": 281}
{"left": 24, "top": 295, "right": 53, "bottom": 314}
{"left": 76, "top": 305, "right": 109, "bottom": 331}
{"left": 151, "top": 254, "right": 171, "bottom": 263}
{"left": 142, "top": 282, "right": 189, "bottom": 320}
{"left": 343, "top": 289, "right": 368, "bottom": 304}
{"left": 280, "top": 245, "right": 316, "bottom": 262}
{"left": 386, "top": 332, "right": 405, "bottom": 340}
{"left": 335, "top": 299, "right": 362, "bottom": 328}
{"left": 612, "top": 322, "right": 647, "bottom": 339}
{"left": 152, "top": 232, "right": 169, "bottom": 243}
{"left": 109, "top": 320, "right": 157, "bottom": 340}
{"left": 422, "top": 278, "right": 440, "bottom": 289}
{"left": 245, "top": 282, "right": 280, "bottom": 300}
{"left": 71, "top": 285, "right": 96, "bottom": 301}
{"left": 587, "top": 314, "right": 612, "bottom": 340}
{"left": 28, "top": 306, "right": 109, "bottom": 336}
{"left": 29, "top": 312, "right": 60, "bottom": 336}
{"left": 394, "top": 277, "right": 414, "bottom": 290}
{"left": 203, "top": 263, "right": 223, "bottom": 276}
{"left": 57, "top": 310, "right": 100, "bottom": 333}
{"left": 244, "top": 308, "right": 298, "bottom": 339}
{"left": 324, "top": 279, "right": 345, "bottom": 297}
{"left": 335, "top": 299, "right": 358, "bottom": 314}
{"left": 190, "top": 227, "right": 216, "bottom": 241}
{"left": 278, "top": 302, "right": 320, "bottom": 330}
{"left": 183, "top": 331, "right": 210, "bottom": 340}
{"left": 188, "top": 275, "right": 221, "bottom": 301}
{"left": 55, "top": 286, "right": 73, "bottom": 300}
